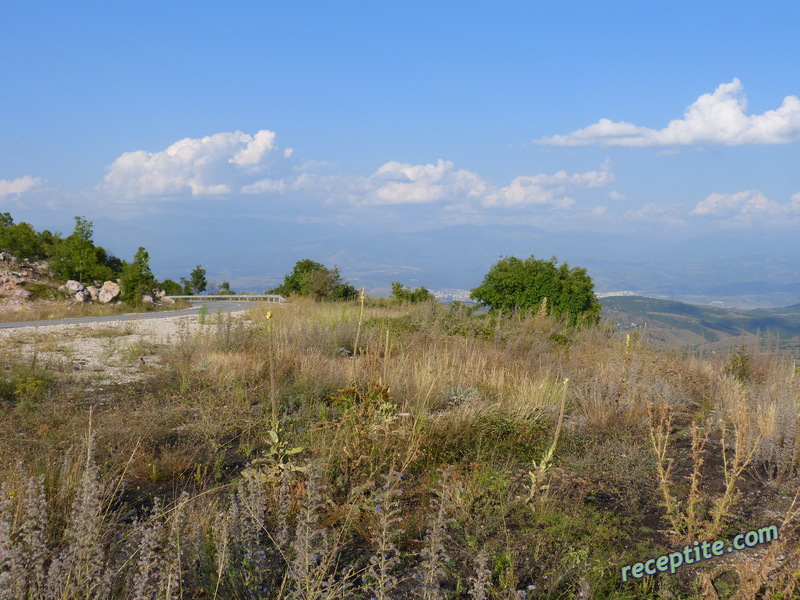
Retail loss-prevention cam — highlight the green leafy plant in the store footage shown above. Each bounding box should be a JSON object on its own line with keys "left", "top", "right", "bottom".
{"left": 242, "top": 428, "right": 306, "bottom": 483}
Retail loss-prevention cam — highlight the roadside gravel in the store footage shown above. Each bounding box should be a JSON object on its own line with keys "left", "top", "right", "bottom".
{"left": 0, "top": 309, "right": 251, "bottom": 388}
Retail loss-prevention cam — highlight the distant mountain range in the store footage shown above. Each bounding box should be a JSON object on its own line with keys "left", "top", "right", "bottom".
{"left": 148, "top": 221, "right": 800, "bottom": 309}
{"left": 600, "top": 295, "right": 800, "bottom": 352}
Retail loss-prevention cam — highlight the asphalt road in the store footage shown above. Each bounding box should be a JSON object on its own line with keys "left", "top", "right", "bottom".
{"left": 0, "top": 301, "right": 257, "bottom": 329}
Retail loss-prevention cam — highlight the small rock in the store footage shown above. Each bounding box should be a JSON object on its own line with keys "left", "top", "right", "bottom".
{"left": 65, "top": 280, "right": 86, "bottom": 293}
{"left": 12, "top": 287, "right": 32, "bottom": 299}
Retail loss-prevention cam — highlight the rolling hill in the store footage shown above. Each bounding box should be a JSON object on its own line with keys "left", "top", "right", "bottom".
{"left": 600, "top": 295, "right": 800, "bottom": 352}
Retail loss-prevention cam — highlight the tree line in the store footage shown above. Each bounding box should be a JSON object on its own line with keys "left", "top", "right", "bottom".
{"left": 0, "top": 213, "right": 211, "bottom": 305}
{"left": 3, "top": 212, "right": 601, "bottom": 322}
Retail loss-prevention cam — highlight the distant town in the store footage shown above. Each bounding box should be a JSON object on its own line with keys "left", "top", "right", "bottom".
{"left": 595, "top": 291, "right": 638, "bottom": 298}
{"left": 430, "top": 288, "right": 474, "bottom": 302}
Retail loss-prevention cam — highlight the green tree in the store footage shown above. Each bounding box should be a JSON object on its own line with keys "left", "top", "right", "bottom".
{"left": 218, "top": 281, "right": 234, "bottom": 295}
{"left": 189, "top": 265, "right": 207, "bottom": 295}
{"left": 120, "top": 247, "right": 157, "bottom": 304}
{"left": 0, "top": 219, "right": 45, "bottom": 260}
{"left": 273, "top": 259, "right": 357, "bottom": 301}
{"left": 49, "top": 216, "right": 117, "bottom": 283}
{"left": 391, "top": 281, "right": 437, "bottom": 303}
{"left": 67, "top": 216, "right": 96, "bottom": 283}
{"left": 470, "top": 255, "right": 601, "bottom": 324}
{"left": 159, "top": 278, "right": 183, "bottom": 296}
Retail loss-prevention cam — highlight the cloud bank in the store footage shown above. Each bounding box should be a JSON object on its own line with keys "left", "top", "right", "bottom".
{"left": 99, "top": 130, "right": 614, "bottom": 213}
{"left": 539, "top": 79, "right": 800, "bottom": 147}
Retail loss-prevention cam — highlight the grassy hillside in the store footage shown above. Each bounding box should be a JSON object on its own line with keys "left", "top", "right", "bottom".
{"left": 601, "top": 295, "right": 800, "bottom": 352}
{"left": 1, "top": 299, "right": 799, "bottom": 598}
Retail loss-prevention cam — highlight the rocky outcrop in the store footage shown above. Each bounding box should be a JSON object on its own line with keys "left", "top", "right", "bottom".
{"left": 1, "top": 253, "right": 172, "bottom": 308}
{"left": 58, "top": 280, "right": 93, "bottom": 303}
{"left": 0, "top": 254, "right": 50, "bottom": 307}
{"left": 0, "top": 272, "right": 32, "bottom": 300}
{"left": 98, "top": 281, "right": 121, "bottom": 303}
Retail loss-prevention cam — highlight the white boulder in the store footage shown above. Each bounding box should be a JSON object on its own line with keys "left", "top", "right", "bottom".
{"left": 98, "top": 281, "right": 121, "bottom": 303}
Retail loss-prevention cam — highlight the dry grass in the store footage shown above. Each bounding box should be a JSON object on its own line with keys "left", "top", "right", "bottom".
{"left": 1, "top": 297, "right": 799, "bottom": 598}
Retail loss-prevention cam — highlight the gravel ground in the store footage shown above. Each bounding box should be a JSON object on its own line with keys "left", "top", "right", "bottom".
{"left": 1, "top": 309, "right": 250, "bottom": 388}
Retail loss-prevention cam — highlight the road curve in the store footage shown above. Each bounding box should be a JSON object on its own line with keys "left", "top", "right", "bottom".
{"left": 0, "top": 301, "right": 256, "bottom": 329}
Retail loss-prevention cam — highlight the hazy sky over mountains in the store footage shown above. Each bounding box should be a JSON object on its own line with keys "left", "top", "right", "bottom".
{"left": 2, "top": 2, "right": 799, "bottom": 294}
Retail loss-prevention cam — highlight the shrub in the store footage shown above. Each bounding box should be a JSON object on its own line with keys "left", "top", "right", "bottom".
{"left": 471, "top": 255, "right": 601, "bottom": 325}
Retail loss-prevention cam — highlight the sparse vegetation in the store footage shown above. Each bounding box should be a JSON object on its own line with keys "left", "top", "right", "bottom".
{"left": 0, "top": 298, "right": 191, "bottom": 324}
{"left": 391, "top": 281, "right": 437, "bottom": 304}
{"left": 1, "top": 297, "right": 799, "bottom": 598}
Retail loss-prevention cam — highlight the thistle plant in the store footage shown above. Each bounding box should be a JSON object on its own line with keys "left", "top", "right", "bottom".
{"left": 47, "top": 430, "right": 111, "bottom": 600}
{"left": 19, "top": 475, "right": 47, "bottom": 598}
{"left": 416, "top": 467, "right": 455, "bottom": 600}
{"left": 130, "top": 492, "right": 188, "bottom": 600}
{"left": 469, "top": 549, "right": 492, "bottom": 600}
{"left": 366, "top": 470, "right": 404, "bottom": 600}
{"left": 0, "top": 482, "right": 15, "bottom": 599}
{"left": 286, "top": 463, "right": 352, "bottom": 600}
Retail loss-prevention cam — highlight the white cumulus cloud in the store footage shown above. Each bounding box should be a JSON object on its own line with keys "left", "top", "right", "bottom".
{"left": 97, "top": 129, "right": 615, "bottom": 221}
{"left": 0, "top": 176, "right": 41, "bottom": 198}
{"left": 484, "top": 161, "right": 614, "bottom": 208}
{"left": 539, "top": 79, "right": 800, "bottom": 147}
{"left": 690, "top": 189, "right": 800, "bottom": 225}
{"left": 230, "top": 130, "right": 277, "bottom": 167}
{"left": 344, "top": 159, "right": 613, "bottom": 210}
{"left": 103, "top": 130, "right": 285, "bottom": 198}
{"left": 363, "top": 159, "right": 488, "bottom": 206}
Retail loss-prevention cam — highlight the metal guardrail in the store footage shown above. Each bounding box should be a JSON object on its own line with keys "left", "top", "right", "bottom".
{"left": 166, "top": 295, "right": 287, "bottom": 303}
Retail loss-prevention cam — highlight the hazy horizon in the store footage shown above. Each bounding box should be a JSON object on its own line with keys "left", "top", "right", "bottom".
{"left": 2, "top": 3, "right": 799, "bottom": 307}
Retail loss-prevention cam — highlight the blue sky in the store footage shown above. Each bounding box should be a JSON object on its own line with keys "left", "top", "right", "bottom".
{"left": 2, "top": 2, "right": 799, "bottom": 296}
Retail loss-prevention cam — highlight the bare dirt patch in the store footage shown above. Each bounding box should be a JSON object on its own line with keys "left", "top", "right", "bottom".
{"left": 0, "top": 310, "right": 248, "bottom": 389}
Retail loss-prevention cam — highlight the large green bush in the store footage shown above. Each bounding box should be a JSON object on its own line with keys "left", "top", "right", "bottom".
{"left": 471, "top": 255, "right": 601, "bottom": 324}
{"left": 272, "top": 259, "right": 357, "bottom": 301}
